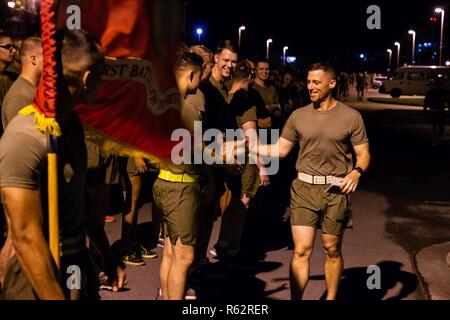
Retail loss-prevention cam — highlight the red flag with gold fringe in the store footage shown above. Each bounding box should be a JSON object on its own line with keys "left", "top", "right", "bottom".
{"left": 56, "top": 0, "right": 184, "bottom": 162}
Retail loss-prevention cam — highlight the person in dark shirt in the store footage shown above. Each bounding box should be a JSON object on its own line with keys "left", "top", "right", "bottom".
{"left": 424, "top": 79, "right": 448, "bottom": 147}
{"left": 0, "top": 33, "right": 18, "bottom": 137}
{"left": 0, "top": 33, "right": 18, "bottom": 251}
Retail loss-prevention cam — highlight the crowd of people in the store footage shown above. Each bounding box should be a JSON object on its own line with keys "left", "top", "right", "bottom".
{"left": 0, "top": 28, "right": 372, "bottom": 301}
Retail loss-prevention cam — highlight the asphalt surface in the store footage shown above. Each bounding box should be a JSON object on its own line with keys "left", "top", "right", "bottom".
{"left": 100, "top": 90, "right": 450, "bottom": 300}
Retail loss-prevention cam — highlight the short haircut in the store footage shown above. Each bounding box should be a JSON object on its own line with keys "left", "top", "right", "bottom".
{"left": 0, "top": 32, "right": 12, "bottom": 42}
{"left": 256, "top": 58, "right": 269, "bottom": 67}
{"left": 20, "top": 37, "right": 42, "bottom": 59}
{"left": 233, "top": 60, "right": 252, "bottom": 80}
{"left": 308, "top": 62, "right": 337, "bottom": 80}
{"left": 189, "top": 45, "right": 214, "bottom": 65}
{"left": 57, "top": 28, "right": 104, "bottom": 78}
{"left": 216, "top": 40, "right": 238, "bottom": 55}
{"left": 174, "top": 48, "right": 204, "bottom": 72}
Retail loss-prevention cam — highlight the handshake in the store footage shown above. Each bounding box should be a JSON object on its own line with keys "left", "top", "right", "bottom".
{"left": 219, "top": 138, "right": 248, "bottom": 163}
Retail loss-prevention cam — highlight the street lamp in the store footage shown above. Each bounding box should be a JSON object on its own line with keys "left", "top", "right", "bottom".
{"left": 266, "top": 38, "right": 273, "bottom": 60}
{"left": 7, "top": 1, "right": 15, "bottom": 8}
{"left": 435, "top": 8, "right": 445, "bottom": 66}
{"left": 394, "top": 42, "right": 401, "bottom": 68}
{"left": 196, "top": 28, "right": 203, "bottom": 43}
{"left": 408, "top": 30, "right": 416, "bottom": 65}
{"left": 238, "top": 26, "right": 246, "bottom": 49}
{"left": 387, "top": 49, "right": 392, "bottom": 73}
{"left": 446, "top": 60, "right": 450, "bottom": 66}
{"left": 283, "top": 46, "right": 289, "bottom": 66}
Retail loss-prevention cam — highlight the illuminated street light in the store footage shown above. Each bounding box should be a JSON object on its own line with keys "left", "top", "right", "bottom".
{"left": 394, "top": 42, "right": 401, "bottom": 68}
{"left": 387, "top": 49, "right": 392, "bottom": 73}
{"left": 408, "top": 30, "right": 416, "bottom": 65}
{"left": 196, "top": 28, "right": 203, "bottom": 43}
{"left": 435, "top": 8, "right": 445, "bottom": 65}
{"left": 283, "top": 46, "right": 289, "bottom": 66}
{"left": 238, "top": 26, "right": 246, "bottom": 49}
{"left": 7, "top": 1, "right": 15, "bottom": 8}
{"left": 266, "top": 38, "right": 273, "bottom": 60}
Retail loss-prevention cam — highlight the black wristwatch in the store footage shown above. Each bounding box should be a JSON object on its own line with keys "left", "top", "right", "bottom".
{"left": 354, "top": 167, "right": 364, "bottom": 175}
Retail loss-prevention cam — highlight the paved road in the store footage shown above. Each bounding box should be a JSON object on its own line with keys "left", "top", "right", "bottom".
{"left": 100, "top": 91, "right": 450, "bottom": 300}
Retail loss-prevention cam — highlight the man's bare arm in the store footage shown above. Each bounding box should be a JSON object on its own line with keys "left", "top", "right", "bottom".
{"left": 2, "top": 187, "right": 65, "bottom": 300}
{"left": 254, "top": 137, "right": 295, "bottom": 159}
{"left": 353, "top": 142, "right": 371, "bottom": 172}
{"left": 341, "top": 143, "right": 371, "bottom": 194}
{"left": 242, "top": 121, "right": 269, "bottom": 185}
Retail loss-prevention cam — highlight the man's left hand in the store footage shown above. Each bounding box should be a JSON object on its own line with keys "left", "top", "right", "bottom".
{"left": 259, "top": 166, "right": 270, "bottom": 187}
{"left": 341, "top": 170, "right": 361, "bottom": 194}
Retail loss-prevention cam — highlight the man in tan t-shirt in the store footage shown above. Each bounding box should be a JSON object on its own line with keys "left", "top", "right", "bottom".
{"left": 252, "top": 58, "right": 281, "bottom": 127}
{"left": 2, "top": 37, "right": 42, "bottom": 129}
{"left": 255, "top": 62, "right": 370, "bottom": 300}
{"left": 152, "top": 50, "right": 204, "bottom": 300}
{"left": 0, "top": 29, "right": 112, "bottom": 300}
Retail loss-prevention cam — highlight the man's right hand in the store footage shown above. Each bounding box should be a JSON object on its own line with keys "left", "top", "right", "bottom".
{"left": 220, "top": 140, "right": 246, "bottom": 163}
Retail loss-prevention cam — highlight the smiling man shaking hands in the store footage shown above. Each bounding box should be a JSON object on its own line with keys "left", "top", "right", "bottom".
{"left": 254, "top": 62, "right": 370, "bottom": 300}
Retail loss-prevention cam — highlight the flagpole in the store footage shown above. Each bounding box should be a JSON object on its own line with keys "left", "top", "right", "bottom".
{"left": 41, "top": 0, "right": 60, "bottom": 269}
{"left": 48, "top": 135, "right": 60, "bottom": 268}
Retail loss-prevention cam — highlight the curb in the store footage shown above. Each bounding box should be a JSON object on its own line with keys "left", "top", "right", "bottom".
{"left": 413, "top": 241, "right": 450, "bottom": 300}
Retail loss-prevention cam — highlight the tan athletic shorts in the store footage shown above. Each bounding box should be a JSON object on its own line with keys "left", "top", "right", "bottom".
{"left": 290, "top": 179, "right": 353, "bottom": 236}
{"left": 152, "top": 178, "right": 201, "bottom": 246}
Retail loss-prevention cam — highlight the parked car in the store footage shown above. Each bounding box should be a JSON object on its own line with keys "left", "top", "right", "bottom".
{"left": 379, "top": 66, "right": 450, "bottom": 98}
{"left": 372, "top": 76, "right": 387, "bottom": 89}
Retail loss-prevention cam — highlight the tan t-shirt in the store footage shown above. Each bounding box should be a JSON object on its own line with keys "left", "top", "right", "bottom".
{"left": 0, "top": 112, "right": 88, "bottom": 239}
{"left": 2, "top": 76, "right": 35, "bottom": 129}
{"left": 281, "top": 102, "right": 368, "bottom": 177}
{"left": 159, "top": 93, "right": 204, "bottom": 175}
{"left": 182, "top": 89, "right": 205, "bottom": 131}
{"left": 253, "top": 82, "right": 279, "bottom": 106}
{"left": 237, "top": 105, "right": 257, "bottom": 128}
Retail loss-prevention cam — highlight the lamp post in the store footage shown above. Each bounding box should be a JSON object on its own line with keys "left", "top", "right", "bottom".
{"left": 408, "top": 30, "right": 416, "bottom": 65}
{"left": 387, "top": 49, "right": 392, "bottom": 73}
{"left": 266, "top": 38, "right": 273, "bottom": 60}
{"left": 394, "top": 42, "right": 401, "bottom": 68}
{"left": 283, "top": 46, "right": 289, "bottom": 66}
{"left": 196, "top": 28, "right": 203, "bottom": 43}
{"left": 238, "top": 26, "right": 246, "bottom": 49}
{"left": 435, "top": 8, "right": 445, "bottom": 66}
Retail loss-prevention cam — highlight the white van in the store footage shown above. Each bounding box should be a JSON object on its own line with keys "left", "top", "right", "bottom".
{"left": 379, "top": 66, "right": 450, "bottom": 98}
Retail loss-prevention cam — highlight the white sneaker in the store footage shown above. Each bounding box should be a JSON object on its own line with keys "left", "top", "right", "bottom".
{"left": 185, "top": 288, "right": 197, "bottom": 300}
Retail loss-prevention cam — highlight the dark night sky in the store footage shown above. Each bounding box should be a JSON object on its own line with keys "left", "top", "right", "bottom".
{"left": 186, "top": 0, "right": 449, "bottom": 72}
